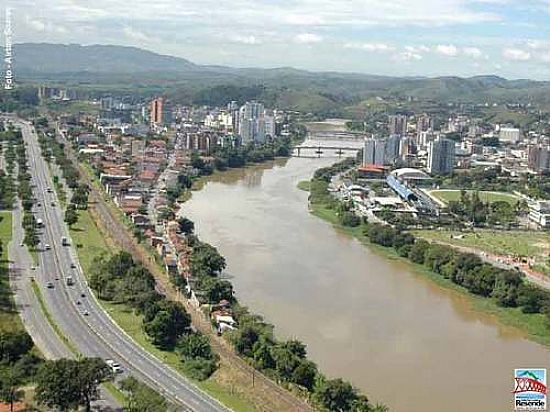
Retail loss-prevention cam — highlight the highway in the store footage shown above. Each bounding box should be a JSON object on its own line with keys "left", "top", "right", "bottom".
{"left": 16, "top": 119, "right": 231, "bottom": 412}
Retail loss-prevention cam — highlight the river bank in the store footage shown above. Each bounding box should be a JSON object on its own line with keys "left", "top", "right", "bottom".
{"left": 299, "top": 175, "right": 550, "bottom": 348}
{"left": 181, "top": 155, "right": 550, "bottom": 412}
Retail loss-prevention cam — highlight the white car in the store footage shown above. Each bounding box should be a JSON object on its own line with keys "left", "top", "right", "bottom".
{"left": 44, "top": 244, "right": 51, "bottom": 250}
{"left": 105, "top": 359, "right": 123, "bottom": 374}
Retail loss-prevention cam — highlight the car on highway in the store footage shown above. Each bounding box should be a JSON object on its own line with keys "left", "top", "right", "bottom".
{"left": 19, "top": 242, "right": 24, "bottom": 247}
{"left": 51, "top": 202, "right": 55, "bottom": 207}
{"left": 44, "top": 244, "right": 51, "bottom": 250}
{"left": 82, "top": 310, "right": 89, "bottom": 316}
{"left": 70, "top": 262, "right": 76, "bottom": 269}
{"left": 30, "top": 265, "right": 36, "bottom": 271}
{"left": 106, "top": 359, "right": 123, "bottom": 374}
{"left": 46, "top": 281, "right": 54, "bottom": 289}
{"left": 46, "top": 187, "right": 52, "bottom": 193}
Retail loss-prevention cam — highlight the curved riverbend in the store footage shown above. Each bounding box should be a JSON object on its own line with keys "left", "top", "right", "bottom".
{"left": 181, "top": 156, "right": 550, "bottom": 412}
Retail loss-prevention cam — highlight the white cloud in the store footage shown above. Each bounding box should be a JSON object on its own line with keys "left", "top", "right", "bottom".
{"left": 231, "top": 35, "right": 260, "bottom": 45}
{"left": 435, "top": 44, "right": 459, "bottom": 56}
{"left": 502, "top": 48, "right": 531, "bottom": 61}
{"left": 27, "top": 18, "right": 46, "bottom": 31}
{"left": 123, "top": 26, "right": 153, "bottom": 43}
{"left": 397, "top": 51, "right": 423, "bottom": 61}
{"left": 405, "top": 45, "right": 430, "bottom": 53}
{"left": 462, "top": 47, "right": 484, "bottom": 59}
{"left": 344, "top": 42, "right": 394, "bottom": 52}
{"left": 284, "top": 14, "right": 325, "bottom": 25}
{"left": 294, "top": 33, "right": 323, "bottom": 44}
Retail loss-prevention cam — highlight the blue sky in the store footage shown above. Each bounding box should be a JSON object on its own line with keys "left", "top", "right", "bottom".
{"left": 6, "top": 0, "right": 550, "bottom": 79}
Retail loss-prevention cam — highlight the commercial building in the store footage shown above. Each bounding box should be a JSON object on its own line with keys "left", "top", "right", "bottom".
{"left": 363, "top": 138, "right": 386, "bottom": 166}
{"left": 427, "top": 137, "right": 455, "bottom": 175}
{"left": 528, "top": 200, "right": 550, "bottom": 228}
{"left": 528, "top": 145, "right": 550, "bottom": 173}
{"left": 388, "top": 114, "right": 408, "bottom": 136}
{"left": 399, "top": 136, "right": 416, "bottom": 158}
{"left": 416, "top": 114, "right": 433, "bottom": 133}
{"left": 385, "top": 135, "right": 401, "bottom": 165}
{"left": 499, "top": 127, "right": 521, "bottom": 143}
{"left": 150, "top": 97, "right": 163, "bottom": 127}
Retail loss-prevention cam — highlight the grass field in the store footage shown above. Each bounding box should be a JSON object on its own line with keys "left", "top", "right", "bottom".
{"left": 413, "top": 229, "right": 549, "bottom": 258}
{"left": 69, "top": 209, "right": 117, "bottom": 273}
{"left": 70, "top": 209, "right": 258, "bottom": 412}
{"left": 413, "top": 229, "right": 550, "bottom": 274}
{"left": 429, "top": 189, "right": 519, "bottom": 205}
{"left": 0, "top": 211, "right": 24, "bottom": 332}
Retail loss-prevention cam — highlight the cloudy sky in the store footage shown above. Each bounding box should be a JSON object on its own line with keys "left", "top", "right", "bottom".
{"left": 5, "top": 0, "right": 550, "bottom": 79}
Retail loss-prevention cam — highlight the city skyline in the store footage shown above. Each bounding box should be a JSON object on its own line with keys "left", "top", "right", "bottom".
{"left": 6, "top": 0, "right": 550, "bottom": 80}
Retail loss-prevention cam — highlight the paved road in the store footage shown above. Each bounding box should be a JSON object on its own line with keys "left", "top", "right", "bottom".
{"left": 59, "top": 131, "right": 316, "bottom": 412}
{"left": 16, "top": 120, "right": 231, "bottom": 412}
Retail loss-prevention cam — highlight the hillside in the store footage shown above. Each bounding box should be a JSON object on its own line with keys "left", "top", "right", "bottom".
{"left": 2, "top": 43, "right": 550, "bottom": 114}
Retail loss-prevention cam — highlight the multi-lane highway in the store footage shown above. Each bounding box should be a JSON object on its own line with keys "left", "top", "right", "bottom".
{"left": 15, "top": 119, "right": 231, "bottom": 412}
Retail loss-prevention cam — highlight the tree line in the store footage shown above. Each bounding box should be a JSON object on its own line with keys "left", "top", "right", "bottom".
{"left": 165, "top": 216, "right": 387, "bottom": 411}
{"left": 365, "top": 223, "right": 550, "bottom": 321}
{"left": 36, "top": 120, "right": 90, "bottom": 228}
{"left": 89, "top": 251, "right": 218, "bottom": 380}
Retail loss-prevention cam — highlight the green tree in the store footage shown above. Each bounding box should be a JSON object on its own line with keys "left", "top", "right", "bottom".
{"left": 408, "top": 240, "right": 430, "bottom": 264}
{"left": 291, "top": 359, "right": 317, "bottom": 391}
{"left": 0, "top": 367, "right": 24, "bottom": 412}
{"left": 271, "top": 345, "right": 300, "bottom": 381}
{"left": 64, "top": 207, "right": 78, "bottom": 227}
{"left": 177, "top": 217, "right": 195, "bottom": 235}
{"left": 190, "top": 242, "right": 226, "bottom": 277}
{"left": 177, "top": 332, "right": 214, "bottom": 360}
{"left": 35, "top": 358, "right": 112, "bottom": 412}
{"left": 314, "top": 378, "right": 358, "bottom": 412}
{"left": 0, "top": 331, "right": 33, "bottom": 362}
{"left": 517, "top": 284, "right": 548, "bottom": 314}
{"left": 143, "top": 301, "right": 191, "bottom": 349}
{"left": 120, "top": 377, "right": 167, "bottom": 412}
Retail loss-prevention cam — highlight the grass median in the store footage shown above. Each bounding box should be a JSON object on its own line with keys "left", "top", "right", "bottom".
{"left": 0, "top": 211, "right": 25, "bottom": 333}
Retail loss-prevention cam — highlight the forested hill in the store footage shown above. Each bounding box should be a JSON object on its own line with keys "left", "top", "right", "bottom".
{"left": 2, "top": 43, "right": 550, "bottom": 114}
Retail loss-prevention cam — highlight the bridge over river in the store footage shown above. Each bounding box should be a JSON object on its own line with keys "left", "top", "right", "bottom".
{"left": 293, "top": 139, "right": 363, "bottom": 158}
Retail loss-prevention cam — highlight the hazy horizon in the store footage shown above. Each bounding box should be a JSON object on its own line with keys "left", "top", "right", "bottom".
{"left": 8, "top": 41, "right": 549, "bottom": 82}
{"left": 6, "top": 0, "right": 549, "bottom": 80}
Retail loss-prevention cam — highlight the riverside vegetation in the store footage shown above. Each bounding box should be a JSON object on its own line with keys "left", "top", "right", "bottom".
{"left": 305, "top": 159, "right": 550, "bottom": 346}
{"left": 35, "top": 113, "right": 383, "bottom": 410}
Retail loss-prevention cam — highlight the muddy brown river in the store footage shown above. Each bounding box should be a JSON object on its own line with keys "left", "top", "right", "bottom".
{"left": 181, "top": 156, "right": 549, "bottom": 412}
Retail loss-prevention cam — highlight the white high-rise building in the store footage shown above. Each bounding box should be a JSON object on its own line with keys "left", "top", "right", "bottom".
{"left": 499, "top": 127, "right": 521, "bottom": 143}
{"left": 264, "top": 114, "right": 276, "bottom": 138}
{"left": 238, "top": 102, "right": 266, "bottom": 143}
{"left": 427, "top": 137, "right": 455, "bottom": 175}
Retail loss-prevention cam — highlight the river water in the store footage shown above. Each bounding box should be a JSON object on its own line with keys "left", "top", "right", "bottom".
{"left": 181, "top": 156, "right": 549, "bottom": 412}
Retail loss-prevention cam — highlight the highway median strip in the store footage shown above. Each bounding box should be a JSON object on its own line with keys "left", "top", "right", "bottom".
{"left": 30, "top": 278, "right": 79, "bottom": 355}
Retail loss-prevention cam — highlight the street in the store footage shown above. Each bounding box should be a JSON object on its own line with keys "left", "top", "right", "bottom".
{"left": 14, "top": 119, "right": 231, "bottom": 412}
